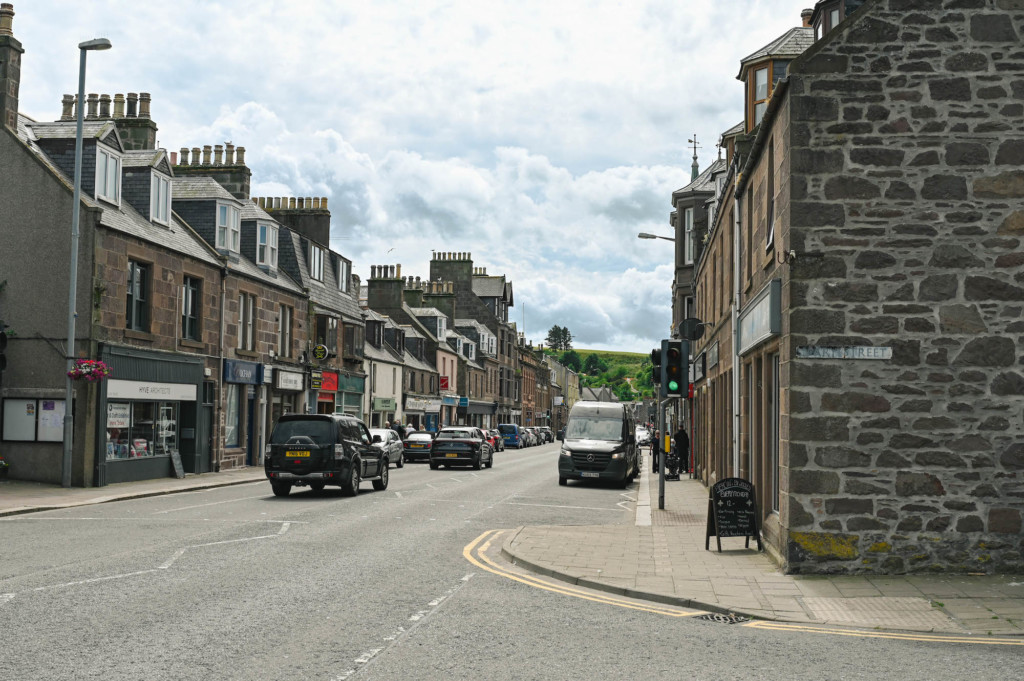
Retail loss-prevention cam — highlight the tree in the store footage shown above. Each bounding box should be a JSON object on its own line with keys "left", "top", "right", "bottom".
{"left": 546, "top": 325, "right": 574, "bottom": 351}
{"left": 560, "top": 349, "right": 582, "bottom": 372}
{"left": 583, "top": 353, "right": 608, "bottom": 375}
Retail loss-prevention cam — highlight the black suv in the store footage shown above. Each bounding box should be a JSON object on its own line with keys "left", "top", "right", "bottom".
{"left": 265, "top": 414, "right": 389, "bottom": 497}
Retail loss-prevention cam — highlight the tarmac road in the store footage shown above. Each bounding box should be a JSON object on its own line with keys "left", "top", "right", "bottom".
{"left": 1, "top": 444, "right": 1019, "bottom": 680}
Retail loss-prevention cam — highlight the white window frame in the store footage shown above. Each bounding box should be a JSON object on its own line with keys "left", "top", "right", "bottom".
{"left": 150, "top": 171, "right": 171, "bottom": 225}
{"left": 309, "top": 244, "right": 324, "bottom": 281}
{"left": 683, "top": 207, "right": 694, "bottom": 265}
{"left": 95, "top": 145, "right": 121, "bottom": 204}
{"left": 238, "top": 293, "right": 256, "bottom": 351}
{"left": 278, "top": 304, "right": 292, "bottom": 358}
{"left": 217, "top": 203, "right": 241, "bottom": 252}
{"left": 337, "top": 257, "right": 351, "bottom": 292}
{"left": 257, "top": 222, "right": 278, "bottom": 268}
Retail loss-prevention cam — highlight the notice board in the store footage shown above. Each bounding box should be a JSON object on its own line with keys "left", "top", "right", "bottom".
{"left": 706, "top": 477, "right": 763, "bottom": 552}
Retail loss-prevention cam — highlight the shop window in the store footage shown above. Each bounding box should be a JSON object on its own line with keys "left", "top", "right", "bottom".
{"left": 225, "top": 384, "right": 241, "bottom": 447}
{"left": 126, "top": 260, "right": 150, "bottom": 332}
{"left": 105, "top": 401, "right": 178, "bottom": 460}
{"left": 182, "top": 276, "right": 201, "bottom": 342}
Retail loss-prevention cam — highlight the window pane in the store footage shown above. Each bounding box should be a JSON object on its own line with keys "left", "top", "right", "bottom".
{"left": 108, "top": 156, "right": 119, "bottom": 200}
{"left": 96, "top": 152, "right": 107, "bottom": 195}
{"left": 754, "top": 68, "right": 768, "bottom": 100}
{"left": 754, "top": 101, "right": 767, "bottom": 124}
{"left": 225, "top": 385, "right": 240, "bottom": 447}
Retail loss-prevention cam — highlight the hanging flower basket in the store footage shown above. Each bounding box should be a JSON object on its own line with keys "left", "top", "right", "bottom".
{"left": 67, "top": 359, "right": 112, "bottom": 382}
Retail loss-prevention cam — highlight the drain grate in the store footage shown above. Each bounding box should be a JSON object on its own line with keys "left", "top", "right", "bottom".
{"left": 695, "top": 613, "right": 751, "bottom": 624}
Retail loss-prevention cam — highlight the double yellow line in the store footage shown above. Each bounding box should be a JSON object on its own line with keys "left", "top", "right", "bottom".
{"left": 464, "top": 530, "right": 1024, "bottom": 647}
{"left": 462, "top": 529, "right": 703, "bottom": 618}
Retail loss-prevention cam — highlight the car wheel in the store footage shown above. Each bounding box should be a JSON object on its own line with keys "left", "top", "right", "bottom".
{"left": 341, "top": 465, "right": 360, "bottom": 497}
{"left": 373, "top": 462, "right": 389, "bottom": 491}
{"left": 271, "top": 481, "right": 292, "bottom": 497}
{"left": 396, "top": 451, "right": 405, "bottom": 468}
{"left": 429, "top": 460, "right": 438, "bottom": 470}
{"left": 485, "top": 452, "right": 493, "bottom": 469}
{"left": 473, "top": 454, "right": 482, "bottom": 471}
{"left": 309, "top": 482, "right": 325, "bottom": 493}
{"left": 558, "top": 477, "right": 567, "bottom": 486}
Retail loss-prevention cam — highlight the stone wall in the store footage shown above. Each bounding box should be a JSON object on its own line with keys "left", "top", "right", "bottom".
{"left": 783, "top": 0, "right": 1024, "bottom": 574}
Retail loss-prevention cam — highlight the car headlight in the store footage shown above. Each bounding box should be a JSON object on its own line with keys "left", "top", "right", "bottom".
{"left": 610, "top": 446, "right": 626, "bottom": 460}
{"left": 560, "top": 446, "right": 571, "bottom": 457}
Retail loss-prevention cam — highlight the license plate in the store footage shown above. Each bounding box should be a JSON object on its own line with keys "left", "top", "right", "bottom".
{"left": 581, "top": 472, "right": 600, "bottom": 478}
{"left": 287, "top": 450, "right": 311, "bottom": 457}
{"left": 446, "top": 453, "right": 459, "bottom": 458}
{"left": 410, "top": 444, "right": 424, "bottom": 448}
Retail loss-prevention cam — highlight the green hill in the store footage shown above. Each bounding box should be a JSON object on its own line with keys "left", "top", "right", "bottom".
{"left": 544, "top": 348, "right": 654, "bottom": 400}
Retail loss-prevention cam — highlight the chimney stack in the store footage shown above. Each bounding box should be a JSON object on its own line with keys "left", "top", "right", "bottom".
{"left": 0, "top": 3, "right": 13, "bottom": 35}
{"left": 0, "top": 5, "right": 23, "bottom": 131}
{"left": 801, "top": 8, "right": 813, "bottom": 27}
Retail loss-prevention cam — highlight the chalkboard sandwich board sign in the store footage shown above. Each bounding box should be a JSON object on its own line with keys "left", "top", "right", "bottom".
{"left": 170, "top": 450, "right": 185, "bottom": 479}
{"left": 706, "top": 477, "right": 763, "bottom": 552}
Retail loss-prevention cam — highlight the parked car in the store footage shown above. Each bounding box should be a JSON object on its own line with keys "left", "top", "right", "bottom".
{"left": 521, "top": 428, "right": 536, "bottom": 447}
{"left": 484, "top": 429, "right": 503, "bottom": 452}
{"left": 430, "top": 427, "right": 494, "bottom": 470}
{"left": 265, "top": 414, "right": 388, "bottom": 497}
{"left": 558, "top": 401, "right": 639, "bottom": 488}
{"left": 403, "top": 431, "right": 435, "bottom": 462}
{"left": 635, "top": 426, "right": 651, "bottom": 446}
{"left": 498, "top": 423, "right": 526, "bottom": 449}
{"left": 369, "top": 428, "right": 405, "bottom": 468}
{"left": 539, "top": 426, "right": 554, "bottom": 443}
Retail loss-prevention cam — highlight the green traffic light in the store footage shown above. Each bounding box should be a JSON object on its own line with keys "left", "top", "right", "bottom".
{"left": 668, "top": 380, "right": 679, "bottom": 391}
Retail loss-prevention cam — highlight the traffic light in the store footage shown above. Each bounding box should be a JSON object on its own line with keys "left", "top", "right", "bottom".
{"left": 661, "top": 339, "right": 688, "bottom": 397}
{"left": 650, "top": 347, "right": 662, "bottom": 385}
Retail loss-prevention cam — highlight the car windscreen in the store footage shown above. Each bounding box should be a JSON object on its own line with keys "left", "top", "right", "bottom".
{"left": 437, "top": 430, "right": 473, "bottom": 439}
{"left": 270, "top": 419, "right": 334, "bottom": 445}
{"left": 498, "top": 425, "right": 517, "bottom": 434}
{"left": 565, "top": 417, "right": 622, "bottom": 441}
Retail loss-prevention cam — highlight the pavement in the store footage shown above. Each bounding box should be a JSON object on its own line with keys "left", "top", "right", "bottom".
{"left": 2, "top": 457, "right": 1022, "bottom": 637}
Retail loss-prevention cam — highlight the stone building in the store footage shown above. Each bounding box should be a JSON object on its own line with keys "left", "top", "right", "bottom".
{"left": 690, "top": 0, "right": 1024, "bottom": 574}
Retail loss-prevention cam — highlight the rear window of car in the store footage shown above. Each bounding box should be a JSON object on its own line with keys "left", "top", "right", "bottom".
{"left": 498, "top": 425, "right": 517, "bottom": 434}
{"left": 270, "top": 419, "right": 334, "bottom": 445}
{"left": 438, "top": 430, "right": 473, "bottom": 439}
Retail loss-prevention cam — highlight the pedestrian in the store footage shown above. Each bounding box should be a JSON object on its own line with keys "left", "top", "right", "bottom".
{"left": 672, "top": 424, "right": 690, "bottom": 475}
{"left": 651, "top": 429, "right": 660, "bottom": 473}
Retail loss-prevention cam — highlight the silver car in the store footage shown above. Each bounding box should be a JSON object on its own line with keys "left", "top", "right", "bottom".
{"left": 369, "top": 428, "right": 405, "bottom": 468}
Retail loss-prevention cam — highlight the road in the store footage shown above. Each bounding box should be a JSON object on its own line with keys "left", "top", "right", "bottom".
{"left": 1, "top": 443, "right": 1018, "bottom": 680}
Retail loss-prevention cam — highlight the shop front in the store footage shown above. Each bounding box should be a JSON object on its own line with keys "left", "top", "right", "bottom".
{"left": 268, "top": 365, "right": 304, "bottom": 451}
{"left": 441, "top": 395, "right": 459, "bottom": 427}
{"left": 458, "top": 398, "right": 496, "bottom": 429}
{"left": 406, "top": 396, "right": 441, "bottom": 432}
{"left": 223, "top": 359, "right": 261, "bottom": 468}
{"left": 98, "top": 345, "right": 205, "bottom": 485}
{"left": 370, "top": 397, "right": 397, "bottom": 427}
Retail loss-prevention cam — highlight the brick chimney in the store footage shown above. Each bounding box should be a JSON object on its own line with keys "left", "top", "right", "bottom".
{"left": 174, "top": 141, "right": 253, "bottom": 199}
{"left": 0, "top": 3, "right": 22, "bottom": 130}
{"left": 254, "top": 194, "right": 331, "bottom": 244}
{"left": 114, "top": 91, "right": 158, "bottom": 150}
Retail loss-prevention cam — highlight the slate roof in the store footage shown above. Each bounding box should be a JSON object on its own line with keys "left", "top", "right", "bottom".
{"left": 14, "top": 113, "right": 223, "bottom": 268}
{"left": 721, "top": 120, "right": 744, "bottom": 138}
{"left": 674, "top": 158, "right": 727, "bottom": 196}
{"left": 409, "top": 306, "right": 446, "bottom": 317}
{"left": 278, "top": 230, "right": 363, "bottom": 322}
{"left": 472, "top": 275, "right": 506, "bottom": 298}
{"left": 240, "top": 199, "right": 275, "bottom": 221}
{"left": 738, "top": 27, "right": 814, "bottom": 79}
{"left": 172, "top": 176, "right": 238, "bottom": 201}
{"left": 27, "top": 119, "right": 114, "bottom": 141}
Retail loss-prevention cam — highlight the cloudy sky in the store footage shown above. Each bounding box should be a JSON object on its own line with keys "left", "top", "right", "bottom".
{"left": 14, "top": 0, "right": 803, "bottom": 352}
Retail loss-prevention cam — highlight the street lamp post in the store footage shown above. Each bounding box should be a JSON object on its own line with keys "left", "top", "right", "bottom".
{"left": 637, "top": 232, "right": 675, "bottom": 242}
{"left": 63, "top": 37, "right": 112, "bottom": 488}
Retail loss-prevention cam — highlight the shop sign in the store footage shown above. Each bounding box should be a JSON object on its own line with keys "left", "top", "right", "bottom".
{"left": 262, "top": 366, "right": 274, "bottom": 384}
{"left": 107, "top": 379, "right": 197, "bottom": 401}
{"left": 708, "top": 342, "right": 719, "bottom": 369}
{"left": 553, "top": 396, "right": 564, "bottom": 406}
{"left": 373, "top": 397, "right": 397, "bottom": 411}
{"left": 312, "top": 344, "right": 329, "bottom": 361}
{"left": 692, "top": 352, "right": 706, "bottom": 383}
{"left": 224, "top": 359, "right": 260, "bottom": 385}
{"left": 310, "top": 369, "right": 323, "bottom": 390}
{"left": 337, "top": 374, "right": 365, "bottom": 393}
{"left": 796, "top": 346, "right": 892, "bottom": 360}
{"left": 738, "top": 279, "right": 781, "bottom": 356}
{"left": 275, "top": 370, "right": 305, "bottom": 391}
{"left": 440, "top": 376, "right": 450, "bottom": 391}
{"left": 442, "top": 395, "right": 458, "bottom": 406}
{"left": 106, "top": 402, "right": 130, "bottom": 428}
{"left": 458, "top": 397, "right": 469, "bottom": 408}
{"left": 406, "top": 397, "right": 442, "bottom": 413}
{"left": 321, "top": 371, "right": 339, "bottom": 392}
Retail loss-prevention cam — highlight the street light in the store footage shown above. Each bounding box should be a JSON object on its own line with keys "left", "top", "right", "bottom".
{"left": 63, "top": 37, "right": 112, "bottom": 488}
{"left": 637, "top": 232, "right": 675, "bottom": 242}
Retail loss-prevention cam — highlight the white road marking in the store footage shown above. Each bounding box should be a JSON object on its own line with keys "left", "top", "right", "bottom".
{"left": 394, "top": 491, "right": 402, "bottom": 498}
{"left": 151, "top": 494, "right": 269, "bottom": 514}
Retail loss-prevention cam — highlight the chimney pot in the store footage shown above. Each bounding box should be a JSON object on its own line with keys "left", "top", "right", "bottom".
{"left": 191, "top": 147, "right": 201, "bottom": 166}
{"left": 801, "top": 8, "right": 813, "bottom": 27}
{"left": 170, "top": 151, "right": 177, "bottom": 165}
{"left": 321, "top": 197, "right": 327, "bottom": 210}
{"left": 86, "top": 93, "right": 99, "bottom": 119}
{"left": 138, "top": 92, "right": 151, "bottom": 119}
{"left": 396, "top": 264, "right": 402, "bottom": 279}
{"left": 99, "top": 94, "right": 111, "bottom": 118}
{"left": 305, "top": 196, "right": 313, "bottom": 209}
{"left": 236, "top": 146, "right": 245, "bottom": 164}
{"left": 0, "top": 3, "right": 13, "bottom": 36}
{"left": 202, "top": 145, "right": 212, "bottom": 165}
{"left": 113, "top": 93, "right": 125, "bottom": 119}
{"left": 273, "top": 197, "right": 281, "bottom": 209}
{"left": 60, "top": 94, "right": 75, "bottom": 121}
{"left": 179, "top": 147, "right": 189, "bottom": 165}
{"left": 289, "top": 197, "right": 296, "bottom": 209}
{"left": 225, "top": 142, "right": 234, "bottom": 165}
{"left": 126, "top": 92, "right": 138, "bottom": 118}
{"left": 214, "top": 144, "right": 223, "bottom": 165}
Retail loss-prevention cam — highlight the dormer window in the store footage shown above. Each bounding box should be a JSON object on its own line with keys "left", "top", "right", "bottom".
{"left": 150, "top": 172, "right": 171, "bottom": 225}
{"left": 752, "top": 66, "right": 769, "bottom": 126}
{"left": 683, "top": 207, "right": 695, "bottom": 265}
{"left": 437, "top": 317, "right": 446, "bottom": 338}
{"left": 216, "top": 203, "right": 240, "bottom": 252}
{"left": 337, "top": 257, "right": 351, "bottom": 292}
{"left": 257, "top": 222, "right": 278, "bottom": 268}
{"left": 95, "top": 145, "right": 121, "bottom": 204}
{"left": 309, "top": 244, "right": 324, "bottom": 281}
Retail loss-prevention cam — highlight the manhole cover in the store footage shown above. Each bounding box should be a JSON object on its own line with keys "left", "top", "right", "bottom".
{"left": 695, "top": 613, "right": 751, "bottom": 624}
